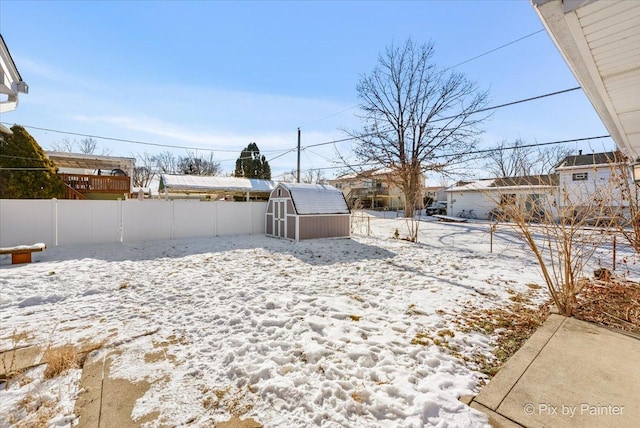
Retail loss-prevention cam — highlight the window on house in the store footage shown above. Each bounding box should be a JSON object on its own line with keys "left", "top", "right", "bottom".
{"left": 500, "top": 194, "right": 516, "bottom": 206}
{"left": 572, "top": 172, "right": 588, "bottom": 181}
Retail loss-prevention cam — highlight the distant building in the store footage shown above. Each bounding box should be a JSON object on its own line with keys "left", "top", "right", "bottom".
{"left": 328, "top": 168, "right": 425, "bottom": 210}
{"left": 446, "top": 175, "right": 558, "bottom": 220}
{"left": 46, "top": 152, "right": 135, "bottom": 200}
{"left": 554, "top": 150, "right": 632, "bottom": 214}
{"left": 424, "top": 186, "right": 447, "bottom": 203}
{"left": 159, "top": 174, "right": 275, "bottom": 201}
{"left": 445, "top": 150, "right": 634, "bottom": 221}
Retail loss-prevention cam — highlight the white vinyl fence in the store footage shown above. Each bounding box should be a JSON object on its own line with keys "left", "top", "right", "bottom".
{"left": 0, "top": 199, "right": 267, "bottom": 247}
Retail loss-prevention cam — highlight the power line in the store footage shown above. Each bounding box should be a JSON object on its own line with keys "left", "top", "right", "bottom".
{"left": 298, "top": 28, "right": 546, "bottom": 129}
{"left": 267, "top": 148, "right": 298, "bottom": 163}
{"left": 305, "top": 135, "right": 612, "bottom": 172}
{"left": 301, "top": 86, "right": 582, "bottom": 150}
{"left": 440, "top": 29, "right": 545, "bottom": 73}
{"left": 0, "top": 122, "right": 290, "bottom": 154}
{"left": 433, "top": 86, "right": 580, "bottom": 122}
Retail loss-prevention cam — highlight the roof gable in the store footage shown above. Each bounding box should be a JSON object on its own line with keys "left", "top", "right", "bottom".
{"left": 277, "top": 183, "right": 350, "bottom": 215}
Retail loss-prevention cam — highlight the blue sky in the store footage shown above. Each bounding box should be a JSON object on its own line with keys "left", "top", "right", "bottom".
{"left": 0, "top": 0, "right": 614, "bottom": 181}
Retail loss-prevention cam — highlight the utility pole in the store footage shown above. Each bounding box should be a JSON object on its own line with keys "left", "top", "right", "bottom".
{"left": 297, "top": 127, "right": 301, "bottom": 183}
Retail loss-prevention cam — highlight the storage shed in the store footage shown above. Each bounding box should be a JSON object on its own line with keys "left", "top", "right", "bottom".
{"left": 265, "top": 183, "right": 350, "bottom": 241}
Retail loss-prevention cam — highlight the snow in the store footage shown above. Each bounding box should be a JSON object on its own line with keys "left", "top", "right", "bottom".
{"left": 1, "top": 214, "right": 637, "bottom": 427}
{"left": 0, "top": 242, "right": 46, "bottom": 252}
{"left": 278, "top": 183, "right": 349, "bottom": 215}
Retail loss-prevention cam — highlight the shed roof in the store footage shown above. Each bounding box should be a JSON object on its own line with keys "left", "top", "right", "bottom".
{"left": 160, "top": 174, "right": 275, "bottom": 193}
{"left": 278, "top": 183, "right": 350, "bottom": 215}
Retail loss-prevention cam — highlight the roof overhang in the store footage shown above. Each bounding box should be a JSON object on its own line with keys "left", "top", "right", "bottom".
{"left": 532, "top": 0, "right": 640, "bottom": 159}
{"left": 46, "top": 151, "right": 136, "bottom": 171}
{"left": 0, "top": 34, "right": 29, "bottom": 114}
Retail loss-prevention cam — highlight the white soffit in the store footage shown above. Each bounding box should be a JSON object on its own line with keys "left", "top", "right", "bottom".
{"left": 533, "top": 0, "right": 640, "bottom": 159}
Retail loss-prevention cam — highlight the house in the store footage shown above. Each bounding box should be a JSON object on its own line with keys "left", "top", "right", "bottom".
{"left": 446, "top": 175, "right": 559, "bottom": 220}
{"left": 328, "top": 168, "right": 425, "bottom": 210}
{"left": 445, "top": 150, "right": 634, "bottom": 221}
{"left": 265, "top": 182, "right": 350, "bottom": 241}
{"left": 555, "top": 150, "right": 632, "bottom": 216}
{"left": 46, "top": 151, "right": 135, "bottom": 200}
{"left": 424, "top": 185, "right": 447, "bottom": 203}
{"left": 532, "top": 0, "right": 640, "bottom": 179}
{"left": 0, "top": 34, "right": 28, "bottom": 133}
{"left": 159, "top": 174, "right": 275, "bottom": 201}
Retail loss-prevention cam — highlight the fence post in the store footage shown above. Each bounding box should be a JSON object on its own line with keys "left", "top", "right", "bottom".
{"left": 367, "top": 216, "right": 371, "bottom": 236}
{"left": 118, "top": 198, "right": 123, "bottom": 243}
{"left": 170, "top": 199, "right": 175, "bottom": 240}
{"left": 52, "top": 198, "right": 59, "bottom": 247}
{"left": 490, "top": 223, "right": 495, "bottom": 253}
{"left": 613, "top": 235, "right": 616, "bottom": 271}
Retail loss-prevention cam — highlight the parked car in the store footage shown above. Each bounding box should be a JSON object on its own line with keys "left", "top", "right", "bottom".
{"left": 426, "top": 201, "right": 447, "bottom": 216}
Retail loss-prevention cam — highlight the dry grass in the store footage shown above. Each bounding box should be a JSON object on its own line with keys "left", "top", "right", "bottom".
{"left": 574, "top": 277, "right": 640, "bottom": 334}
{"left": 43, "top": 345, "right": 78, "bottom": 379}
{"left": 453, "top": 277, "right": 639, "bottom": 378}
{"left": 43, "top": 339, "right": 106, "bottom": 380}
{"left": 454, "top": 291, "right": 550, "bottom": 377}
{"left": 13, "top": 392, "right": 57, "bottom": 428}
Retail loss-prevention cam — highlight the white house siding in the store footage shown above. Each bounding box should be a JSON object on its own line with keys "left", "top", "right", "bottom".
{"left": 447, "top": 191, "right": 494, "bottom": 219}
{"left": 557, "top": 166, "right": 624, "bottom": 208}
{"left": 447, "top": 187, "right": 558, "bottom": 220}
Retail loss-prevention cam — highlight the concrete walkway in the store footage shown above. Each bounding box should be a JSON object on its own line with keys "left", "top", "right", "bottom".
{"left": 463, "top": 314, "right": 640, "bottom": 427}
{"left": 73, "top": 351, "right": 262, "bottom": 428}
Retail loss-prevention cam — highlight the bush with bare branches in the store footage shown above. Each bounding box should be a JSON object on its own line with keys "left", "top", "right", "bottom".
{"left": 493, "top": 186, "right": 614, "bottom": 316}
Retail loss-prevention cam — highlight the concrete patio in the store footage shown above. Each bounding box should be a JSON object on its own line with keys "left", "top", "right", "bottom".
{"left": 462, "top": 314, "right": 640, "bottom": 427}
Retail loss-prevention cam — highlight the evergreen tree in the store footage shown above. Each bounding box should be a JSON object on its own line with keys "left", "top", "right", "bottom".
{"left": 0, "top": 125, "right": 66, "bottom": 199}
{"left": 234, "top": 142, "right": 271, "bottom": 179}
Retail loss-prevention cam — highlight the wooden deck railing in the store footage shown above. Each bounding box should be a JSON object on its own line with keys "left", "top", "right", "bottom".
{"left": 59, "top": 173, "right": 130, "bottom": 194}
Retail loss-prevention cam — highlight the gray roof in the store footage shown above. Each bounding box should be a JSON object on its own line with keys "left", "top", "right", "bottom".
{"left": 278, "top": 183, "right": 350, "bottom": 215}
{"left": 161, "top": 174, "right": 275, "bottom": 193}
{"left": 556, "top": 151, "right": 623, "bottom": 168}
{"left": 490, "top": 174, "right": 558, "bottom": 187}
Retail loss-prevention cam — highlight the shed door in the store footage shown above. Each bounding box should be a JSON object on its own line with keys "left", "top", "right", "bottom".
{"left": 273, "top": 198, "right": 287, "bottom": 238}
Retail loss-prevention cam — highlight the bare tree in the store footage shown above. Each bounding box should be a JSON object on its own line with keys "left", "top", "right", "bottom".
{"left": 485, "top": 139, "right": 534, "bottom": 177}
{"left": 537, "top": 145, "right": 573, "bottom": 175}
{"left": 349, "top": 38, "right": 489, "bottom": 237}
{"left": 493, "top": 184, "right": 613, "bottom": 316}
{"left": 77, "top": 137, "right": 97, "bottom": 154}
{"left": 280, "top": 169, "right": 326, "bottom": 184}
{"left": 133, "top": 152, "right": 156, "bottom": 188}
{"left": 49, "top": 137, "right": 111, "bottom": 155}
{"left": 302, "top": 169, "right": 327, "bottom": 184}
{"left": 151, "top": 151, "right": 179, "bottom": 174}
{"left": 608, "top": 155, "right": 640, "bottom": 253}
{"left": 178, "top": 152, "right": 221, "bottom": 176}
{"left": 485, "top": 139, "right": 572, "bottom": 177}
{"left": 50, "top": 138, "right": 75, "bottom": 153}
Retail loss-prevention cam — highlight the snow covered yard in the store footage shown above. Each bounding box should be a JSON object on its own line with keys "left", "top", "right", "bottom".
{"left": 2, "top": 216, "right": 622, "bottom": 427}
